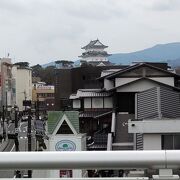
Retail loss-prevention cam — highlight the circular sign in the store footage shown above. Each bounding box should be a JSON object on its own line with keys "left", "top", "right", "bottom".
{"left": 55, "top": 140, "right": 76, "bottom": 151}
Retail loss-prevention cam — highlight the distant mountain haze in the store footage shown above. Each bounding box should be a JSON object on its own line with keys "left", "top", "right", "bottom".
{"left": 42, "top": 42, "right": 180, "bottom": 68}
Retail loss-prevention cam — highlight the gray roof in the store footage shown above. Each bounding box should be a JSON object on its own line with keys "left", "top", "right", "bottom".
{"left": 79, "top": 110, "right": 112, "bottom": 118}
{"left": 70, "top": 89, "right": 113, "bottom": 99}
{"left": 98, "top": 63, "right": 180, "bottom": 80}
{"left": 79, "top": 51, "right": 110, "bottom": 58}
{"left": 81, "top": 39, "right": 108, "bottom": 49}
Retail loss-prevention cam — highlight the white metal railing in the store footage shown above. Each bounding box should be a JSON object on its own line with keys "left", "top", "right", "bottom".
{"left": 0, "top": 150, "right": 180, "bottom": 170}
{"left": 111, "top": 112, "right": 116, "bottom": 134}
{"left": 1, "top": 151, "right": 180, "bottom": 179}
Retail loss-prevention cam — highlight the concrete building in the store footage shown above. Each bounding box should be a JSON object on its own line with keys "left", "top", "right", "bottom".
{"left": 32, "top": 82, "right": 55, "bottom": 112}
{"left": 12, "top": 65, "right": 32, "bottom": 111}
{"left": 128, "top": 86, "right": 180, "bottom": 150}
{"left": 0, "top": 58, "right": 15, "bottom": 108}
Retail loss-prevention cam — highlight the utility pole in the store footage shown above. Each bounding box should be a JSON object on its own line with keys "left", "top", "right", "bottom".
{"left": 27, "top": 109, "right": 32, "bottom": 178}
{"left": 2, "top": 106, "right": 6, "bottom": 139}
{"left": 14, "top": 108, "right": 19, "bottom": 151}
{"left": 14, "top": 106, "right": 21, "bottom": 178}
{"left": 36, "top": 94, "right": 39, "bottom": 120}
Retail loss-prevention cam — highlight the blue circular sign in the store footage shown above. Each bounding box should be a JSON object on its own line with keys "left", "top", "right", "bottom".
{"left": 55, "top": 140, "right": 76, "bottom": 151}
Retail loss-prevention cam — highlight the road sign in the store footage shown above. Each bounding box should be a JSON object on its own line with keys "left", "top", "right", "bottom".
{"left": 15, "top": 128, "right": 18, "bottom": 133}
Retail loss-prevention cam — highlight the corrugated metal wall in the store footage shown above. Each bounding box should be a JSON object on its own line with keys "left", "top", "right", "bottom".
{"left": 160, "top": 87, "right": 180, "bottom": 118}
{"left": 136, "top": 133, "right": 143, "bottom": 150}
{"left": 137, "top": 87, "right": 159, "bottom": 120}
{"left": 137, "top": 86, "right": 180, "bottom": 119}
{"left": 136, "top": 86, "right": 180, "bottom": 150}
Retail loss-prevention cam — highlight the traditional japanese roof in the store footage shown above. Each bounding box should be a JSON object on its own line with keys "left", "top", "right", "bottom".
{"left": 81, "top": 39, "right": 108, "bottom": 49}
{"left": 69, "top": 89, "right": 112, "bottom": 99}
{"left": 98, "top": 63, "right": 180, "bottom": 80}
{"left": 48, "top": 111, "right": 79, "bottom": 134}
{"left": 79, "top": 110, "right": 112, "bottom": 118}
{"left": 79, "top": 51, "right": 110, "bottom": 58}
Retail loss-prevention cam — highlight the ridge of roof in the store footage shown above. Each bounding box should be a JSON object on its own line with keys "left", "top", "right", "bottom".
{"left": 107, "top": 77, "right": 180, "bottom": 92}
{"left": 98, "top": 63, "right": 180, "bottom": 80}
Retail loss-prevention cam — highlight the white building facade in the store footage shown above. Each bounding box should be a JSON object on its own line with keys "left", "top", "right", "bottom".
{"left": 12, "top": 65, "right": 32, "bottom": 111}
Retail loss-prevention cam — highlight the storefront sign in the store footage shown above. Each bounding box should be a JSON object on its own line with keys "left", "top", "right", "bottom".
{"left": 55, "top": 140, "right": 76, "bottom": 151}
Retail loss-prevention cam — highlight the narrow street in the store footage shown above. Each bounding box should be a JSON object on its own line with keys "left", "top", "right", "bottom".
{"left": 0, "top": 118, "right": 36, "bottom": 178}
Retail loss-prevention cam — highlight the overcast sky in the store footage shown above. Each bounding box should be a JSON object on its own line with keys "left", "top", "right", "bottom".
{"left": 0, "top": 0, "right": 180, "bottom": 65}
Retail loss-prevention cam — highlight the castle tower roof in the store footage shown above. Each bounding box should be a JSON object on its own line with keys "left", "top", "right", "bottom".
{"left": 81, "top": 39, "right": 108, "bottom": 50}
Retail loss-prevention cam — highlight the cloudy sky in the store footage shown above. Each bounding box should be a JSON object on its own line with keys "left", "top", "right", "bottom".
{"left": 0, "top": 0, "right": 180, "bottom": 65}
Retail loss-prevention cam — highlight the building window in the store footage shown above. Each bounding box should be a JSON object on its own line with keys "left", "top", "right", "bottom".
{"left": 162, "top": 135, "right": 180, "bottom": 150}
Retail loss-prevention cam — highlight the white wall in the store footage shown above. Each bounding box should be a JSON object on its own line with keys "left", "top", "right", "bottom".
{"left": 48, "top": 134, "right": 86, "bottom": 178}
{"left": 84, "top": 98, "right": 91, "bottom": 108}
{"left": 104, "top": 97, "right": 113, "bottom": 108}
{"left": 143, "top": 134, "right": 161, "bottom": 150}
{"left": 116, "top": 79, "right": 160, "bottom": 92}
{"left": 92, "top": 98, "right": 103, "bottom": 108}
{"left": 150, "top": 77, "right": 174, "bottom": 86}
{"left": 12, "top": 66, "right": 32, "bottom": 111}
{"left": 104, "top": 79, "right": 114, "bottom": 90}
{"left": 82, "top": 56, "right": 108, "bottom": 62}
{"left": 115, "top": 78, "right": 139, "bottom": 87}
{"left": 73, "top": 99, "right": 81, "bottom": 109}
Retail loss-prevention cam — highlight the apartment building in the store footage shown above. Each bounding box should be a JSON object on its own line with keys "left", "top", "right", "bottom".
{"left": 0, "top": 58, "right": 15, "bottom": 108}
{"left": 12, "top": 65, "right": 32, "bottom": 111}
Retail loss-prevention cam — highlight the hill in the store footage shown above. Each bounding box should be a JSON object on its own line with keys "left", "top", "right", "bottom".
{"left": 108, "top": 42, "right": 180, "bottom": 67}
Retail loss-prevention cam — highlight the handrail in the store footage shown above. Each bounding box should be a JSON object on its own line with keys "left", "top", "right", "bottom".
{"left": 0, "top": 150, "right": 180, "bottom": 170}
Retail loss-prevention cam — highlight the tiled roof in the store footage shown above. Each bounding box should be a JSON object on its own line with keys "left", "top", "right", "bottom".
{"left": 48, "top": 111, "right": 79, "bottom": 134}
{"left": 70, "top": 89, "right": 112, "bottom": 99}
{"left": 79, "top": 51, "right": 110, "bottom": 58}
{"left": 77, "top": 90, "right": 112, "bottom": 98}
{"left": 81, "top": 39, "right": 108, "bottom": 49}
{"left": 79, "top": 110, "right": 112, "bottom": 118}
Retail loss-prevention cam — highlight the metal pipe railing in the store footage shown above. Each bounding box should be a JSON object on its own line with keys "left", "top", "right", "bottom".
{"left": 0, "top": 150, "right": 180, "bottom": 170}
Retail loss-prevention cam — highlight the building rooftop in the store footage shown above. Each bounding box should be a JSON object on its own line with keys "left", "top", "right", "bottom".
{"left": 48, "top": 111, "right": 79, "bottom": 134}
